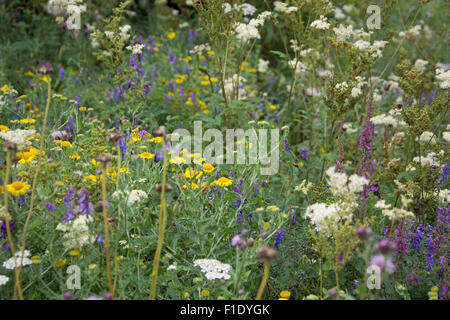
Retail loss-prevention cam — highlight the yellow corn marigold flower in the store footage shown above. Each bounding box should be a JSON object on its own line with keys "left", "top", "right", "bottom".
{"left": 7, "top": 180, "right": 31, "bottom": 196}
{"left": 139, "top": 152, "right": 155, "bottom": 159}
{"left": 60, "top": 141, "right": 72, "bottom": 147}
{"left": 20, "top": 118, "right": 36, "bottom": 124}
{"left": 213, "top": 177, "right": 233, "bottom": 187}
{"left": 54, "top": 258, "right": 67, "bottom": 267}
{"left": 31, "top": 255, "right": 41, "bottom": 264}
{"left": 280, "top": 290, "right": 291, "bottom": 298}
{"left": 69, "top": 250, "right": 80, "bottom": 256}
{"left": 83, "top": 175, "right": 97, "bottom": 182}
{"left": 262, "top": 221, "right": 270, "bottom": 229}
{"left": 149, "top": 136, "right": 163, "bottom": 143}
{"left": 24, "top": 71, "right": 34, "bottom": 77}
{"left": 202, "top": 163, "right": 215, "bottom": 174}
{"left": 191, "top": 182, "right": 199, "bottom": 190}
{"left": 79, "top": 106, "right": 87, "bottom": 111}
{"left": 183, "top": 292, "right": 190, "bottom": 298}
{"left": 267, "top": 205, "right": 280, "bottom": 212}
{"left": 0, "top": 125, "right": 9, "bottom": 132}
{"left": 184, "top": 168, "right": 202, "bottom": 179}
{"left": 167, "top": 32, "right": 176, "bottom": 39}
{"left": 70, "top": 152, "right": 81, "bottom": 160}
{"left": 16, "top": 151, "right": 36, "bottom": 164}
{"left": 201, "top": 289, "right": 210, "bottom": 297}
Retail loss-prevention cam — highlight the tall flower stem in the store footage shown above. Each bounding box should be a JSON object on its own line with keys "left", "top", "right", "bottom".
{"left": 17, "top": 78, "right": 52, "bottom": 299}
{"left": 255, "top": 261, "right": 270, "bottom": 300}
{"left": 101, "top": 163, "right": 113, "bottom": 295}
{"left": 3, "top": 150, "right": 22, "bottom": 300}
{"left": 112, "top": 143, "right": 122, "bottom": 296}
{"left": 149, "top": 146, "right": 168, "bottom": 300}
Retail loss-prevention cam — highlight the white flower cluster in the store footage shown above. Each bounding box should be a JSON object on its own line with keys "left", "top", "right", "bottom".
{"left": 189, "top": 43, "right": 212, "bottom": 55}
{"left": 126, "top": 189, "right": 147, "bottom": 206}
{"left": 416, "top": 131, "right": 436, "bottom": 145}
{"left": 414, "top": 59, "right": 428, "bottom": 72}
{"left": 436, "top": 68, "right": 450, "bottom": 89}
{"left": 413, "top": 151, "right": 442, "bottom": 167}
{"left": 351, "top": 76, "right": 366, "bottom": 97}
{"left": 354, "top": 40, "right": 388, "bottom": 59}
{"left": 375, "top": 200, "right": 415, "bottom": 221}
{"left": 273, "top": 1, "right": 297, "bottom": 14}
{"left": 0, "top": 275, "right": 8, "bottom": 286}
{"left": 443, "top": 131, "right": 450, "bottom": 143}
{"left": 126, "top": 44, "right": 144, "bottom": 55}
{"left": 46, "top": 0, "right": 86, "bottom": 29}
{"left": 326, "top": 166, "right": 369, "bottom": 197}
{"left": 288, "top": 59, "right": 307, "bottom": 75}
{"left": 223, "top": 3, "right": 257, "bottom": 16}
{"left": 399, "top": 25, "right": 421, "bottom": 38}
{"left": 0, "top": 129, "right": 36, "bottom": 150}
{"left": 234, "top": 11, "right": 271, "bottom": 42}
{"left": 224, "top": 74, "right": 246, "bottom": 100}
{"left": 258, "top": 59, "right": 269, "bottom": 73}
{"left": 56, "top": 215, "right": 94, "bottom": 250}
{"left": 310, "top": 15, "right": 330, "bottom": 30}
{"left": 370, "top": 113, "right": 406, "bottom": 128}
{"left": 333, "top": 24, "right": 353, "bottom": 43}
{"left": 438, "top": 189, "right": 449, "bottom": 203}
{"left": 3, "top": 250, "right": 33, "bottom": 270}
{"left": 194, "top": 259, "right": 231, "bottom": 280}
{"left": 305, "top": 202, "right": 341, "bottom": 233}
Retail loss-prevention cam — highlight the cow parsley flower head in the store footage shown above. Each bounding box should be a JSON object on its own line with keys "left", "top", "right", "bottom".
{"left": 194, "top": 259, "right": 231, "bottom": 280}
{"left": 0, "top": 129, "right": 36, "bottom": 150}
{"left": 127, "top": 190, "right": 147, "bottom": 206}
{"left": 436, "top": 68, "right": 450, "bottom": 89}
{"left": 273, "top": 1, "right": 297, "bottom": 14}
{"left": 56, "top": 215, "right": 94, "bottom": 250}
{"left": 0, "top": 275, "right": 9, "bottom": 286}
{"left": 333, "top": 24, "right": 353, "bottom": 43}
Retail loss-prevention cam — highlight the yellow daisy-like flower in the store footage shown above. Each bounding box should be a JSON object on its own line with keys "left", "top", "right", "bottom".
{"left": 201, "top": 289, "right": 210, "bottom": 297}
{"left": 184, "top": 168, "right": 202, "bottom": 179}
{"left": 31, "top": 256, "right": 41, "bottom": 264}
{"left": 183, "top": 292, "right": 190, "bottom": 299}
{"left": 170, "top": 156, "right": 187, "bottom": 164}
{"left": 202, "top": 163, "right": 215, "bottom": 174}
{"left": 60, "top": 141, "right": 72, "bottom": 147}
{"left": 167, "top": 32, "right": 176, "bottom": 39}
{"left": 16, "top": 151, "right": 36, "bottom": 164}
{"left": 280, "top": 290, "right": 291, "bottom": 299}
{"left": 83, "top": 175, "right": 98, "bottom": 182}
{"left": 0, "top": 125, "right": 9, "bottom": 132}
{"left": 40, "top": 75, "right": 52, "bottom": 83}
{"left": 24, "top": 72, "right": 34, "bottom": 77}
{"left": 213, "top": 177, "right": 233, "bottom": 187}
{"left": 269, "top": 104, "right": 278, "bottom": 110}
{"left": 69, "top": 250, "right": 80, "bottom": 256}
{"left": 191, "top": 182, "right": 199, "bottom": 190}
{"left": 149, "top": 136, "right": 163, "bottom": 143}
{"left": 54, "top": 258, "right": 67, "bottom": 267}
{"left": 139, "top": 152, "right": 155, "bottom": 159}
{"left": 267, "top": 205, "right": 280, "bottom": 212}
{"left": 1, "top": 85, "right": 12, "bottom": 92}
{"left": 7, "top": 180, "right": 31, "bottom": 196}
{"left": 262, "top": 221, "right": 270, "bottom": 229}
{"left": 79, "top": 107, "right": 87, "bottom": 111}
{"left": 20, "top": 118, "right": 36, "bottom": 124}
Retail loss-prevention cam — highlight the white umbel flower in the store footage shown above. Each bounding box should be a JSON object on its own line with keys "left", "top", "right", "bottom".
{"left": 126, "top": 190, "right": 147, "bottom": 206}
{"left": 414, "top": 59, "right": 428, "bottom": 72}
{"left": 3, "top": 250, "right": 32, "bottom": 270}
{"left": 194, "top": 259, "right": 231, "bottom": 280}
{"left": 0, "top": 275, "right": 9, "bottom": 286}
{"left": 0, "top": 129, "right": 36, "bottom": 150}
{"left": 436, "top": 68, "right": 450, "bottom": 89}
{"left": 333, "top": 24, "right": 353, "bottom": 43}
{"left": 258, "top": 59, "right": 269, "bottom": 73}
{"left": 311, "top": 15, "right": 330, "bottom": 30}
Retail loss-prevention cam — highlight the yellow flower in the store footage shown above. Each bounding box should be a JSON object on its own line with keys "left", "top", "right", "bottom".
{"left": 262, "top": 221, "right": 270, "bottom": 229}
{"left": 184, "top": 168, "right": 202, "bottom": 179}
{"left": 202, "top": 163, "right": 215, "bottom": 174}
{"left": 60, "top": 141, "right": 72, "bottom": 147}
{"left": 16, "top": 151, "right": 36, "bottom": 164}
{"left": 269, "top": 104, "right": 278, "bottom": 110}
{"left": 213, "top": 177, "right": 233, "bottom": 187}
{"left": 191, "top": 182, "right": 199, "bottom": 190}
{"left": 0, "top": 186, "right": 4, "bottom": 194}
{"left": 201, "top": 289, "right": 210, "bottom": 297}
{"left": 69, "top": 250, "right": 80, "bottom": 256}
{"left": 89, "top": 264, "right": 97, "bottom": 270}
{"left": 280, "top": 290, "right": 291, "bottom": 298}
{"left": 169, "top": 156, "right": 187, "bottom": 164}
{"left": 183, "top": 292, "right": 190, "bottom": 298}
{"left": 320, "top": 147, "right": 326, "bottom": 153}
{"left": 79, "top": 107, "right": 87, "bottom": 111}
{"left": 70, "top": 152, "right": 81, "bottom": 160}
{"left": 149, "top": 136, "right": 163, "bottom": 143}
{"left": 267, "top": 205, "right": 280, "bottom": 212}
{"left": 31, "top": 255, "right": 41, "bottom": 264}
{"left": 24, "top": 72, "right": 34, "bottom": 77}
{"left": 1, "top": 85, "right": 12, "bottom": 92}
{"left": 167, "top": 32, "right": 176, "bottom": 39}
{"left": 54, "top": 258, "right": 67, "bottom": 267}
{"left": 0, "top": 125, "right": 9, "bottom": 132}
{"left": 40, "top": 75, "right": 52, "bottom": 83}
{"left": 7, "top": 180, "right": 31, "bottom": 196}
{"left": 139, "top": 152, "right": 155, "bottom": 159}
{"left": 20, "top": 118, "right": 36, "bottom": 124}
{"left": 83, "top": 175, "right": 98, "bottom": 182}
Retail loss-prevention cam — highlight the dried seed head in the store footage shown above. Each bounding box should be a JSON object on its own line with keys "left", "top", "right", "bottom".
{"left": 260, "top": 231, "right": 269, "bottom": 239}
{"left": 109, "top": 130, "right": 125, "bottom": 143}
{"left": 153, "top": 126, "right": 166, "bottom": 137}
{"left": 257, "top": 246, "right": 278, "bottom": 263}
{"left": 3, "top": 140, "right": 17, "bottom": 153}
{"left": 95, "top": 153, "right": 112, "bottom": 164}
{"left": 155, "top": 183, "right": 173, "bottom": 193}
{"left": 37, "top": 64, "right": 53, "bottom": 75}
{"left": 247, "top": 237, "right": 254, "bottom": 247}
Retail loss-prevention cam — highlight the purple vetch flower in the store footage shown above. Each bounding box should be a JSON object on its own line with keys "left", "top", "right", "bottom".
{"left": 284, "top": 139, "right": 290, "bottom": 152}
{"left": 274, "top": 228, "right": 285, "bottom": 248}
{"left": 61, "top": 22, "right": 67, "bottom": 28}
{"left": 301, "top": 148, "right": 308, "bottom": 160}
{"left": 0, "top": 219, "right": 14, "bottom": 239}
{"left": 63, "top": 202, "right": 75, "bottom": 222}
{"left": 64, "top": 187, "right": 76, "bottom": 205}
{"left": 78, "top": 188, "right": 94, "bottom": 215}
{"left": 427, "top": 91, "right": 434, "bottom": 105}
{"left": 425, "top": 234, "right": 434, "bottom": 272}
{"left": 118, "top": 137, "right": 127, "bottom": 161}
{"left": 155, "top": 150, "right": 163, "bottom": 162}
{"left": 45, "top": 202, "right": 56, "bottom": 212}
{"left": 96, "top": 234, "right": 104, "bottom": 245}
{"left": 437, "top": 163, "right": 448, "bottom": 186}
{"left": 59, "top": 67, "right": 65, "bottom": 82}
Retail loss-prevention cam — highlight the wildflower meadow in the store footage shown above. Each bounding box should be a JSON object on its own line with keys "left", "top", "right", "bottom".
{"left": 0, "top": 0, "right": 448, "bottom": 302}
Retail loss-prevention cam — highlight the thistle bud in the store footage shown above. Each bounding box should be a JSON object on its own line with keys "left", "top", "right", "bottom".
{"left": 63, "top": 291, "right": 74, "bottom": 300}
{"left": 260, "top": 231, "right": 268, "bottom": 239}
{"left": 247, "top": 237, "right": 254, "bottom": 247}
{"left": 257, "top": 246, "right": 278, "bottom": 263}
{"left": 104, "top": 292, "right": 113, "bottom": 300}
{"left": 37, "top": 64, "right": 53, "bottom": 75}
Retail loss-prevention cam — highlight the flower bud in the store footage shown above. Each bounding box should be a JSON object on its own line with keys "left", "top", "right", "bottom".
{"left": 260, "top": 231, "right": 268, "bottom": 239}
{"left": 95, "top": 153, "right": 112, "bottom": 164}
{"left": 153, "top": 126, "right": 166, "bottom": 137}
{"left": 63, "top": 291, "right": 74, "bottom": 300}
{"left": 3, "top": 140, "right": 17, "bottom": 153}
{"left": 247, "top": 237, "right": 254, "bottom": 247}
{"left": 109, "top": 130, "right": 125, "bottom": 143}
{"left": 155, "top": 183, "right": 173, "bottom": 193}
{"left": 104, "top": 292, "right": 113, "bottom": 300}
{"left": 257, "top": 246, "right": 278, "bottom": 263}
